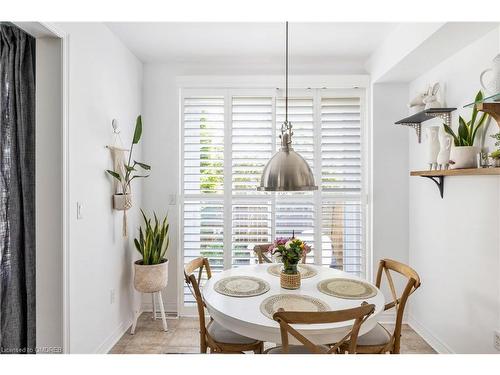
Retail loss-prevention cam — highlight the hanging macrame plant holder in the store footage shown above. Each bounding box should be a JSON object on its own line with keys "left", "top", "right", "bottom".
{"left": 107, "top": 142, "right": 132, "bottom": 237}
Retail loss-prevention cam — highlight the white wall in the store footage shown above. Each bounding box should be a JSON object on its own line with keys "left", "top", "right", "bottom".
{"left": 368, "top": 23, "right": 498, "bottom": 83}
{"left": 366, "top": 23, "right": 444, "bottom": 82}
{"left": 371, "top": 83, "right": 410, "bottom": 316}
{"left": 141, "top": 64, "right": 180, "bottom": 312}
{"left": 408, "top": 27, "right": 500, "bottom": 353}
{"left": 55, "top": 23, "right": 143, "bottom": 353}
{"left": 36, "top": 37, "right": 63, "bottom": 351}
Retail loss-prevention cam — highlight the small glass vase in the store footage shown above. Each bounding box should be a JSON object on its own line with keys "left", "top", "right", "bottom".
{"left": 283, "top": 262, "right": 298, "bottom": 275}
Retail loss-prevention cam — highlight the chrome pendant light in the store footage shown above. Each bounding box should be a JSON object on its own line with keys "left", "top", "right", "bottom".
{"left": 258, "top": 22, "right": 318, "bottom": 192}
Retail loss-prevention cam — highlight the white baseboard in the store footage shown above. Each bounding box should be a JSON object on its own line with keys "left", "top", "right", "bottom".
{"left": 376, "top": 311, "right": 408, "bottom": 325}
{"left": 95, "top": 305, "right": 179, "bottom": 354}
{"left": 407, "top": 314, "right": 454, "bottom": 354}
{"left": 141, "top": 301, "right": 178, "bottom": 317}
{"left": 92, "top": 308, "right": 452, "bottom": 354}
{"left": 95, "top": 316, "right": 134, "bottom": 354}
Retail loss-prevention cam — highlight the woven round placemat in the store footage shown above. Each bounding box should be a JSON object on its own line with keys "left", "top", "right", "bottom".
{"left": 260, "top": 294, "right": 330, "bottom": 319}
{"left": 267, "top": 264, "right": 318, "bottom": 279}
{"left": 317, "top": 278, "right": 377, "bottom": 299}
{"left": 214, "top": 276, "right": 270, "bottom": 297}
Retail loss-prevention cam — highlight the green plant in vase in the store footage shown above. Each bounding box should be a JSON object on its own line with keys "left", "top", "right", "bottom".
{"left": 132, "top": 210, "right": 171, "bottom": 333}
{"left": 490, "top": 131, "right": 500, "bottom": 167}
{"left": 106, "top": 115, "right": 151, "bottom": 198}
{"left": 443, "top": 91, "right": 489, "bottom": 147}
{"left": 106, "top": 115, "right": 151, "bottom": 237}
{"left": 134, "top": 210, "right": 170, "bottom": 265}
{"left": 442, "top": 90, "right": 489, "bottom": 169}
{"left": 268, "top": 237, "right": 311, "bottom": 274}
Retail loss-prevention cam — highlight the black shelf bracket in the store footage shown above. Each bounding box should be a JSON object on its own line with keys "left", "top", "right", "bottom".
{"left": 422, "top": 175, "right": 444, "bottom": 198}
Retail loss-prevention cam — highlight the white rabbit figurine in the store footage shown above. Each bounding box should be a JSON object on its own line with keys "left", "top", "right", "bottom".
{"left": 407, "top": 92, "right": 426, "bottom": 114}
{"left": 423, "top": 83, "right": 442, "bottom": 109}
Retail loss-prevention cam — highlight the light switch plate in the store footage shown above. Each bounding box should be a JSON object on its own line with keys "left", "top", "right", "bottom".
{"left": 76, "top": 202, "right": 83, "bottom": 220}
{"left": 168, "top": 194, "right": 177, "bottom": 206}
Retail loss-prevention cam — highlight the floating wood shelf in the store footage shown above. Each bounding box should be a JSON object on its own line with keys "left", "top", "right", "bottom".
{"left": 474, "top": 102, "right": 500, "bottom": 126}
{"left": 395, "top": 108, "right": 456, "bottom": 143}
{"left": 410, "top": 167, "right": 500, "bottom": 198}
{"left": 410, "top": 168, "right": 500, "bottom": 177}
{"left": 464, "top": 93, "right": 500, "bottom": 126}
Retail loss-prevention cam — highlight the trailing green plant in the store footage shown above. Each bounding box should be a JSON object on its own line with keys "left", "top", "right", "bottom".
{"left": 134, "top": 210, "right": 170, "bottom": 265}
{"left": 490, "top": 131, "right": 500, "bottom": 147}
{"left": 106, "top": 115, "right": 151, "bottom": 194}
{"left": 443, "top": 91, "right": 489, "bottom": 147}
{"left": 490, "top": 149, "right": 500, "bottom": 159}
{"left": 489, "top": 132, "right": 500, "bottom": 159}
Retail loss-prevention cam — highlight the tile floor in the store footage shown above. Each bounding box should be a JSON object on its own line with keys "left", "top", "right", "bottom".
{"left": 110, "top": 312, "right": 436, "bottom": 354}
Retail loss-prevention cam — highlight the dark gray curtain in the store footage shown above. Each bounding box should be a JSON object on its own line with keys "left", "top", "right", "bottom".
{"left": 0, "top": 23, "right": 36, "bottom": 354}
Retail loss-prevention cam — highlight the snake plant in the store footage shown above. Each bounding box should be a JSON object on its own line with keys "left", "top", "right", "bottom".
{"left": 134, "top": 210, "right": 170, "bottom": 265}
{"left": 443, "top": 91, "right": 489, "bottom": 147}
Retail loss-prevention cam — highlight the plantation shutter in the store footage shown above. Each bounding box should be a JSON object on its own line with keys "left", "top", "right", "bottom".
{"left": 231, "top": 96, "right": 274, "bottom": 266}
{"left": 231, "top": 96, "right": 273, "bottom": 194}
{"left": 231, "top": 201, "right": 273, "bottom": 267}
{"left": 183, "top": 201, "right": 224, "bottom": 303}
{"left": 320, "top": 96, "right": 363, "bottom": 273}
{"left": 320, "top": 97, "right": 361, "bottom": 193}
{"left": 182, "top": 96, "right": 225, "bottom": 304}
{"left": 183, "top": 97, "right": 225, "bottom": 195}
{"left": 320, "top": 200, "right": 363, "bottom": 273}
{"left": 181, "top": 89, "right": 366, "bottom": 308}
{"left": 275, "top": 97, "right": 315, "bottom": 262}
{"left": 275, "top": 198, "right": 316, "bottom": 263}
{"left": 276, "top": 97, "right": 314, "bottom": 169}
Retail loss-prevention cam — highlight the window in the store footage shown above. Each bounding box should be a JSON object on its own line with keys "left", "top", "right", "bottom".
{"left": 181, "top": 88, "right": 366, "bottom": 306}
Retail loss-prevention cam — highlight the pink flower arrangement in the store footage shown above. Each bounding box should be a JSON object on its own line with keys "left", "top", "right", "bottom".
{"left": 266, "top": 237, "right": 311, "bottom": 273}
{"left": 267, "top": 237, "right": 288, "bottom": 252}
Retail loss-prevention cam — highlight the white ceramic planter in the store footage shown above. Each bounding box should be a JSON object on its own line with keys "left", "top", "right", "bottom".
{"left": 133, "top": 259, "right": 168, "bottom": 293}
{"left": 113, "top": 193, "right": 133, "bottom": 211}
{"left": 450, "top": 146, "right": 479, "bottom": 169}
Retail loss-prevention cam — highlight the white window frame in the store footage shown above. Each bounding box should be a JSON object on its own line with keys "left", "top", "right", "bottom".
{"left": 177, "top": 76, "right": 371, "bottom": 316}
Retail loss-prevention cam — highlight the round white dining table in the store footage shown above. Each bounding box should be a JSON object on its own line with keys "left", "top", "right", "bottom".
{"left": 202, "top": 264, "right": 385, "bottom": 345}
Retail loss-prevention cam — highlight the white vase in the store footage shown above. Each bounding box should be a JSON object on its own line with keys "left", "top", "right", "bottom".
{"left": 450, "top": 146, "right": 480, "bottom": 169}
{"left": 134, "top": 259, "right": 169, "bottom": 293}
{"left": 436, "top": 133, "right": 452, "bottom": 169}
{"left": 480, "top": 53, "right": 500, "bottom": 95}
{"left": 425, "top": 126, "right": 440, "bottom": 169}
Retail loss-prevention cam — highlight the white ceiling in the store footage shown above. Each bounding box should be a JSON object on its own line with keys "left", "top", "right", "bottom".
{"left": 106, "top": 22, "right": 398, "bottom": 73}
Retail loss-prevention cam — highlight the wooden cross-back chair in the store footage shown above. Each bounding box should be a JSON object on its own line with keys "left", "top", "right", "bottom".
{"left": 253, "top": 244, "right": 307, "bottom": 264}
{"left": 264, "top": 303, "right": 375, "bottom": 354}
{"left": 183, "top": 257, "right": 263, "bottom": 354}
{"left": 342, "top": 258, "right": 421, "bottom": 354}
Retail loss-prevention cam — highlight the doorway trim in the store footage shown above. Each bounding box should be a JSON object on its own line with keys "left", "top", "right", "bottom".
{"left": 14, "top": 21, "right": 70, "bottom": 354}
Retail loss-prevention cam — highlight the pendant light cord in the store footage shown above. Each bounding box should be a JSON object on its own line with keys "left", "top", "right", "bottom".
{"left": 285, "top": 21, "right": 288, "bottom": 124}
